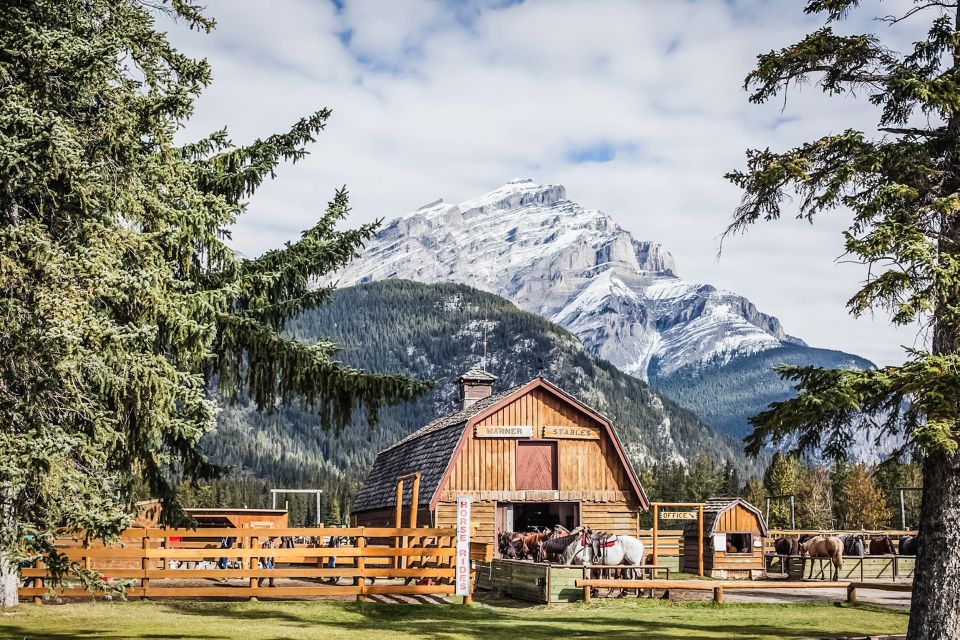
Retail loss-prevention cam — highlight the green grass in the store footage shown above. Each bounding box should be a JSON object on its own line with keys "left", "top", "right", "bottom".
{"left": 0, "top": 598, "right": 908, "bottom": 640}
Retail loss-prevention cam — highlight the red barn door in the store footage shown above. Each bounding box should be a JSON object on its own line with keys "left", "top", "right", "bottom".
{"left": 516, "top": 441, "right": 557, "bottom": 490}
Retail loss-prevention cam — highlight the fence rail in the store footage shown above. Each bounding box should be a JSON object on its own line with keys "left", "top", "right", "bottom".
{"left": 21, "top": 527, "right": 493, "bottom": 603}
{"left": 575, "top": 578, "right": 913, "bottom": 604}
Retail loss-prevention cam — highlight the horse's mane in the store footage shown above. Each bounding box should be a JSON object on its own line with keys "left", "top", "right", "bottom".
{"left": 541, "top": 532, "right": 580, "bottom": 554}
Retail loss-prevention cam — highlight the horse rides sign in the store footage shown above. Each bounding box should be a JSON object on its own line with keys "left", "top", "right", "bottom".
{"left": 455, "top": 495, "right": 472, "bottom": 597}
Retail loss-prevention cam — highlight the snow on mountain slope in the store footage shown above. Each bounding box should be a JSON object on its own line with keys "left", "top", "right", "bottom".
{"left": 338, "top": 179, "right": 789, "bottom": 379}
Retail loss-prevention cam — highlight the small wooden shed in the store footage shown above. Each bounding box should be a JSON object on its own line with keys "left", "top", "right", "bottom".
{"left": 683, "top": 497, "right": 767, "bottom": 579}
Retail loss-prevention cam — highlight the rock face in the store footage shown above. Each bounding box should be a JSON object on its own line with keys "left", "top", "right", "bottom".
{"left": 339, "top": 178, "right": 788, "bottom": 379}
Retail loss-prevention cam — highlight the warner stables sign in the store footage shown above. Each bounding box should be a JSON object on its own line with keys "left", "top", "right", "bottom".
{"left": 474, "top": 424, "right": 599, "bottom": 439}
{"left": 542, "top": 425, "right": 599, "bottom": 440}
{"left": 474, "top": 425, "right": 533, "bottom": 438}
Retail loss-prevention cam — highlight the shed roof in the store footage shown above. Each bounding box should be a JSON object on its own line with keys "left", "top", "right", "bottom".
{"left": 683, "top": 497, "right": 768, "bottom": 538}
{"left": 351, "top": 377, "right": 649, "bottom": 515}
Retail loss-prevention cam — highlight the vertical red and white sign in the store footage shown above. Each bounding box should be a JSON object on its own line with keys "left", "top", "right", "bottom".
{"left": 455, "top": 495, "right": 472, "bottom": 596}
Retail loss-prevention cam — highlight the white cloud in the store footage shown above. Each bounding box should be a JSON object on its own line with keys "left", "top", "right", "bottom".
{"left": 162, "top": 0, "right": 934, "bottom": 367}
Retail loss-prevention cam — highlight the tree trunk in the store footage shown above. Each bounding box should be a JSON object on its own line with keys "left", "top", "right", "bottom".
{"left": 907, "top": 450, "right": 960, "bottom": 640}
{"left": 0, "top": 550, "right": 19, "bottom": 608}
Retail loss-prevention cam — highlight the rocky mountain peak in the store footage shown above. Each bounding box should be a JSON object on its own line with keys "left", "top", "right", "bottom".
{"left": 339, "top": 181, "right": 789, "bottom": 380}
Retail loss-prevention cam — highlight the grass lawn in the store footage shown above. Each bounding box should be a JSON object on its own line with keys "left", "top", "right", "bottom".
{"left": 0, "top": 597, "right": 909, "bottom": 640}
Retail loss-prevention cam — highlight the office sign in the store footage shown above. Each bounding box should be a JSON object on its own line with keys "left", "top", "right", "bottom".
{"left": 660, "top": 511, "right": 698, "bottom": 521}
{"left": 474, "top": 425, "right": 533, "bottom": 438}
{"left": 455, "top": 495, "right": 472, "bottom": 596}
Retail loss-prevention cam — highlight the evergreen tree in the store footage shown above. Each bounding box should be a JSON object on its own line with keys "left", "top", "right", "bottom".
{"left": 686, "top": 453, "right": 723, "bottom": 501}
{"left": 0, "top": 1, "right": 427, "bottom": 605}
{"left": 763, "top": 453, "right": 802, "bottom": 528}
{"left": 797, "top": 465, "right": 834, "bottom": 530}
{"left": 721, "top": 460, "right": 743, "bottom": 497}
{"left": 744, "top": 477, "right": 768, "bottom": 517}
{"left": 836, "top": 464, "right": 893, "bottom": 530}
{"left": 874, "top": 460, "right": 924, "bottom": 529}
{"left": 726, "top": 3, "right": 960, "bottom": 632}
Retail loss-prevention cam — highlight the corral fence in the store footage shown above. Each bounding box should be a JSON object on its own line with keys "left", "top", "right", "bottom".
{"left": 575, "top": 578, "right": 913, "bottom": 604}
{"left": 764, "top": 529, "right": 919, "bottom": 581}
{"left": 21, "top": 527, "right": 493, "bottom": 603}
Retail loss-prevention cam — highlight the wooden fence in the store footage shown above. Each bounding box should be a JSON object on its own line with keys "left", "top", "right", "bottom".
{"left": 764, "top": 529, "right": 918, "bottom": 555}
{"left": 21, "top": 527, "right": 493, "bottom": 603}
{"left": 576, "top": 578, "right": 913, "bottom": 604}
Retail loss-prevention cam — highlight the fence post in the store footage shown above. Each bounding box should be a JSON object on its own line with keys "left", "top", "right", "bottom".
{"left": 249, "top": 530, "right": 259, "bottom": 602}
{"left": 847, "top": 583, "right": 857, "bottom": 604}
{"left": 713, "top": 586, "right": 724, "bottom": 604}
{"left": 583, "top": 584, "right": 591, "bottom": 603}
{"left": 141, "top": 535, "right": 150, "bottom": 600}
{"left": 32, "top": 559, "right": 44, "bottom": 605}
{"left": 356, "top": 529, "right": 366, "bottom": 602}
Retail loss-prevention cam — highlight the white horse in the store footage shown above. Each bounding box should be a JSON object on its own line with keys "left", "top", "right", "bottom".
{"left": 589, "top": 530, "right": 646, "bottom": 574}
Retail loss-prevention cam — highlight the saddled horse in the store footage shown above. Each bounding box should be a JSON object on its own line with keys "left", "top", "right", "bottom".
{"left": 799, "top": 536, "right": 843, "bottom": 581}
{"left": 843, "top": 535, "right": 865, "bottom": 557}
{"left": 583, "top": 528, "right": 647, "bottom": 597}
{"left": 868, "top": 535, "right": 896, "bottom": 555}
{"left": 557, "top": 527, "right": 592, "bottom": 566}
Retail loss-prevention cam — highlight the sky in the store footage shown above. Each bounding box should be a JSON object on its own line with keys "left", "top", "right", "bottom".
{"left": 162, "top": 0, "right": 932, "bottom": 367}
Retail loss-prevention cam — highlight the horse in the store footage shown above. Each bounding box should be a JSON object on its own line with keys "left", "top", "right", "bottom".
{"left": 774, "top": 537, "right": 799, "bottom": 556}
{"left": 842, "top": 535, "right": 865, "bottom": 557}
{"left": 799, "top": 535, "right": 843, "bottom": 581}
{"left": 584, "top": 528, "right": 647, "bottom": 597}
{"left": 869, "top": 535, "right": 896, "bottom": 555}
{"left": 558, "top": 527, "right": 592, "bottom": 566}
{"left": 899, "top": 535, "right": 919, "bottom": 556}
{"left": 540, "top": 529, "right": 583, "bottom": 564}
{"left": 498, "top": 531, "right": 522, "bottom": 559}
{"left": 516, "top": 530, "right": 551, "bottom": 562}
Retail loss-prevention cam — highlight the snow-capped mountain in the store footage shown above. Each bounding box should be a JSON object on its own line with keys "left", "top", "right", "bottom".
{"left": 339, "top": 178, "right": 791, "bottom": 380}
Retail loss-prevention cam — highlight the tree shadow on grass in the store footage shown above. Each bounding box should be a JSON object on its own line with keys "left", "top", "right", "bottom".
{"left": 152, "top": 600, "right": 907, "bottom": 640}
{"left": 0, "top": 627, "right": 205, "bottom": 640}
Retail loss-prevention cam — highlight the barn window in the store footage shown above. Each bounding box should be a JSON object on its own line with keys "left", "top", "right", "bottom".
{"left": 725, "top": 532, "right": 753, "bottom": 554}
{"left": 515, "top": 441, "right": 557, "bottom": 490}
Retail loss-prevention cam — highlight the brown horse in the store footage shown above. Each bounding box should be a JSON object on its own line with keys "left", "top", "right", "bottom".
{"left": 868, "top": 535, "right": 896, "bottom": 555}
{"left": 799, "top": 536, "right": 843, "bottom": 581}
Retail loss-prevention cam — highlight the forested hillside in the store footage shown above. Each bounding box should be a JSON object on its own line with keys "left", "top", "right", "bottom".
{"left": 197, "top": 280, "right": 758, "bottom": 521}
{"left": 651, "top": 345, "right": 874, "bottom": 438}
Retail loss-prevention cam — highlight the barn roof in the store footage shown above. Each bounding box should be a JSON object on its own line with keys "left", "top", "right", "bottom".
{"left": 351, "top": 377, "right": 649, "bottom": 515}
{"left": 350, "top": 383, "right": 524, "bottom": 514}
{"left": 683, "top": 497, "right": 768, "bottom": 537}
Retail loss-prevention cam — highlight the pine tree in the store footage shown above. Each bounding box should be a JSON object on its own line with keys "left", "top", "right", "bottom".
{"left": 744, "top": 477, "right": 768, "bottom": 516}
{"left": 797, "top": 465, "right": 834, "bottom": 530}
{"left": 726, "top": 3, "right": 960, "bottom": 634}
{"left": 836, "top": 464, "right": 893, "bottom": 530}
{"left": 0, "top": 1, "right": 427, "bottom": 605}
{"left": 763, "top": 453, "right": 802, "bottom": 528}
{"left": 686, "top": 453, "right": 722, "bottom": 501}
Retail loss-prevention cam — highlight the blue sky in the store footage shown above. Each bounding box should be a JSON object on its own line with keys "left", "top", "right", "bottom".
{"left": 163, "top": 0, "right": 928, "bottom": 367}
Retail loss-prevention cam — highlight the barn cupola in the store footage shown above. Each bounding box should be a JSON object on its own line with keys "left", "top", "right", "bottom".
{"left": 457, "top": 368, "right": 497, "bottom": 409}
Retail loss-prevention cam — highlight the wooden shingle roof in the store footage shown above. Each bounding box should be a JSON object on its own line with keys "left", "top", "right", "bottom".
{"left": 683, "top": 497, "right": 769, "bottom": 538}
{"left": 350, "top": 384, "right": 524, "bottom": 514}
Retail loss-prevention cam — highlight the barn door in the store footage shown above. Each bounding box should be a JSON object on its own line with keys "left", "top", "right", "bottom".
{"left": 516, "top": 441, "right": 557, "bottom": 490}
